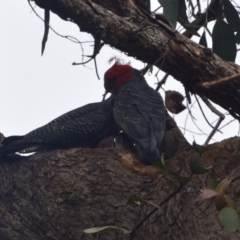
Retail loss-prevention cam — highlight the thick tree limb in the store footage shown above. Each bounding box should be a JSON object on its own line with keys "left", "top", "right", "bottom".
{"left": 33, "top": 0, "right": 240, "bottom": 119}
{"left": 1, "top": 137, "right": 240, "bottom": 239}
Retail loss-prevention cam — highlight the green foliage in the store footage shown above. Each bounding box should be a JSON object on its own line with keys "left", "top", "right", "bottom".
{"left": 192, "top": 141, "right": 208, "bottom": 155}
{"left": 199, "top": 31, "right": 207, "bottom": 47}
{"left": 197, "top": 177, "right": 239, "bottom": 232}
{"left": 158, "top": 0, "right": 179, "bottom": 28}
{"left": 224, "top": 0, "right": 240, "bottom": 45}
{"left": 190, "top": 141, "right": 211, "bottom": 174}
{"left": 83, "top": 226, "right": 131, "bottom": 234}
{"left": 215, "top": 178, "right": 231, "bottom": 194}
{"left": 190, "top": 141, "right": 212, "bottom": 174}
{"left": 155, "top": 0, "right": 240, "bottom": 62}
{"left": 212, "top": 19, "right": 236, "bottom": 61}
{"left": 190, "top": 153, "right": 211, "bottom": 174}
{"left": 207, "top": 179, "right": 218, "bottom": 190}
{"left": 178, "top": 0, "right": 187, "bottom": 22}
{"left": 83, "top": 194, "right": 163, "bottom": 236}
{"left": 153, "top": 155, "right": 190, "bottom": 183}
{"left": 219, "top": 207, "right": 239, "bottom": 232}
{"left": 129, "top": 195, "right": 163, "bottom": 211}
{"left": 224, "top": 0, "right": 240, "bottom": 33}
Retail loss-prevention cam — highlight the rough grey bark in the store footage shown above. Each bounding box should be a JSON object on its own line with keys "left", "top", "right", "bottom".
{"left": 33, "top": 0, "right": 240, "bottom": 119}
{"left": 0, "top": 137, "right": 240, "bottom": 240}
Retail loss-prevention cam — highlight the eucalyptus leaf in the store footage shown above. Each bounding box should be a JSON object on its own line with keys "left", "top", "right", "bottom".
{"left": 212, "top": 19, "right": 237, "bottom": 62}
{"left": 224, "top": 0, "right": 240, "bottom": 32}
{"left": 236, "top": 31, "right": 240, "bottom": 44}
{"left": 207, "top": 179, "right": 218, "bottom": 190}
{"left": 158, "top": 0, "right": 178, "bottom": 28}
{"left": 129, "top": 195, "right": 148, "bottom": 206}
{"left": 129, "top": 195, "right": 163, "bottom": 211}
{"left": 196, "top": 188, "right": 218, "bottom": 201}
{"left": 199, "top": 31, "right": 208, "bottom": 47}
{"left": 83, "top": 226, "right": 131, "bottom": 234}
{"left": 154, "top": 156, "right": 190, "bottom": 183}
{"left": 42, "top": 9, "right": 50, "bottom": 56}
{"left": 192, "top": 141, "right": 208, "bottom": 155}
{"left": 215, "top": 178, "right": 231, "bottom": 194}
{"left": 190, "top": 153, "right": 212, "bottom": 174}
{"left": 178, "top": 0, "right": 187, "bottom": 22}
{"left": 153, "top": 155, "right": 168, "bottom": 174}
{"left": 219, "top": 207, "right": 239, "bottom": 232}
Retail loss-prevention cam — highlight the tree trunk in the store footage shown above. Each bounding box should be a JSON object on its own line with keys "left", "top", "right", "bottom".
{"left": 0, "top": 136, "right": 240, "bottom": 240}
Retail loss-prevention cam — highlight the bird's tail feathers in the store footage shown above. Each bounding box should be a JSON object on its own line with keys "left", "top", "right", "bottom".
{"left": 0, "top": 136, "right": 40, "bottom": 155}
{"left": 1, "top": 136, "right": 23, "bottom": 145}
{"left": 135, "top": 137, "right": 160, "bottom": 165}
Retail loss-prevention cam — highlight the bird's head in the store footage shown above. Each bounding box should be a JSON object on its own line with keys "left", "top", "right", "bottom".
{"left": 104, "top": 62, "right": 133, "bottom": 93}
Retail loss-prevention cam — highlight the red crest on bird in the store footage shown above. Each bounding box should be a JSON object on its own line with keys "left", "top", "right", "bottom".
{"left": 104, "top": 58, "right": 133, "bottom": 93}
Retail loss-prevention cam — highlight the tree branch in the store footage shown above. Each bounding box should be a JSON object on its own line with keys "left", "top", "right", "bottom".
{"left": 33, "top": 0, "right": 240, "bottom": 120}
{"left": 202, "top": 73, "right": 240, "bottom": 88}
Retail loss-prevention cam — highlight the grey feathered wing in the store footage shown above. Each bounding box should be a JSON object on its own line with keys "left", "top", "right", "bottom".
{"left": 113, "top": 80, "right": 166, "bottom": 165}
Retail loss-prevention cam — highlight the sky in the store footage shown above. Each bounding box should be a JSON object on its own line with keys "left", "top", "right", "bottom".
{"left": 0, "top": 1, "right": 239, "bottom": 145}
